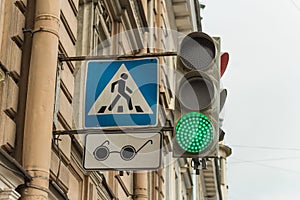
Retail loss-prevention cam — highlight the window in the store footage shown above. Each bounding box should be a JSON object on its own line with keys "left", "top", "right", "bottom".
{"left": 93, "top": 1, "right": 112, "bottom": 55}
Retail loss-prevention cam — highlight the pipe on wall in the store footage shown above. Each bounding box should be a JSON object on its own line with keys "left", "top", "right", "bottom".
{"left": 20, "top": 0, "right": 60, "bottom": 199}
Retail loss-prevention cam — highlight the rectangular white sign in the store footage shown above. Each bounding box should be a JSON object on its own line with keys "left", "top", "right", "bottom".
{"left": 84, "top": 132, "right": 162, "bottom": 170}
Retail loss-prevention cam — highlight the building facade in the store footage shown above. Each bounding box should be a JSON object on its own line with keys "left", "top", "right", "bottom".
{"left": 0, "top": 0, "right": 231, "bottom": 199}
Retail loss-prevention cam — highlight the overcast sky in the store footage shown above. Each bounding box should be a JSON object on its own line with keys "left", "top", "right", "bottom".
{"left": 200, "top": 0, "right": 300, "bottom": 199}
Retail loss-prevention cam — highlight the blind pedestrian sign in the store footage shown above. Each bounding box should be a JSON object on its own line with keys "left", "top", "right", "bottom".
{"left": 84, "top": 58, "right": 158, "bottom": 128}
{"left": 83, "top": 131, "right": 162, "bottom": 170}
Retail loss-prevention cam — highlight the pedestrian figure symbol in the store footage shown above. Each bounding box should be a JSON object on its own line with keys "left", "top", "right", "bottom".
{"left": 108, "top": 73, "right": 134, "bottom": 111}
{"left": 88, "top": 63, "right": 153, "bottom": 115}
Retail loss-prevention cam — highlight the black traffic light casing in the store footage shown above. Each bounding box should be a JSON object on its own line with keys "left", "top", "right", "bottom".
{"left": 173, "top": 32, "right": 221, "bottom": 158}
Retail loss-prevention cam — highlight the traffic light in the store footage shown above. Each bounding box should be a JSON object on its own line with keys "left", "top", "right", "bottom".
{"left": 173, "top": 32, "right": 221, "bottom": 158}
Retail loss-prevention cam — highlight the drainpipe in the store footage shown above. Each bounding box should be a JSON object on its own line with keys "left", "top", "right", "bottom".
{"left": 133, "top": 171, "right": 148, "bottom": 200}
{"left": 133, "top": 2, "right": 148, "bottom": 199}
{"left": 20, "top": 0, "right": 60, "bottom": 199}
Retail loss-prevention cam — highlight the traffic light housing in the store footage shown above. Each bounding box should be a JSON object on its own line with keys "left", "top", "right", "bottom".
{"left": 173, "top": 32, "right": 221, "bottom": 158}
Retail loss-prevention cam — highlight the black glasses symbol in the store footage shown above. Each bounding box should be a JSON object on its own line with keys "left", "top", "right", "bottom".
{"left": 93, "top": 139, "right": 153, "bottom": 161}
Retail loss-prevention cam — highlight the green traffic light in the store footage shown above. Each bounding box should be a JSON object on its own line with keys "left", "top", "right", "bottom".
{"left": 176, "top": 112, "right": 213, "bottom": 153}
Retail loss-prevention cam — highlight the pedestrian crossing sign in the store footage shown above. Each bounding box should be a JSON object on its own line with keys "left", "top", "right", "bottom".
{"left": 84, "top": 58, "right": 158, "bottom": 128}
